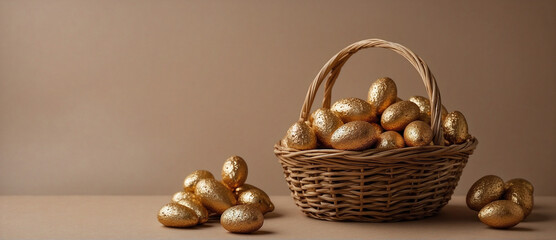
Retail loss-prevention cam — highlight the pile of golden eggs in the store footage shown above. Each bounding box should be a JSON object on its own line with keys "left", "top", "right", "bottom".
{"left": 467, "top": 175, "right": 534, "bottom": 229}
{"left": 157, "top": 156, "right": 274, "bottom": 234}
{"left": 282, "top": 77, "right": 471, "bottom": 151}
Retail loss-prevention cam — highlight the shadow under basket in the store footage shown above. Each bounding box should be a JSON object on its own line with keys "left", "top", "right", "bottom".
{"left": 274, "top": 39, "right": 479, "bottom": 222}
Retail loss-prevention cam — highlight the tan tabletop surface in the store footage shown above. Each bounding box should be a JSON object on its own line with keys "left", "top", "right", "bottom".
{"left": 0, "top": 195, "right": 554, "bottom": 239}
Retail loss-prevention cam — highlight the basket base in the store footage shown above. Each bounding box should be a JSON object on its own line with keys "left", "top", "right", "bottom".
{"left": 301, "top": 206, "right": 444, "bottom": 222}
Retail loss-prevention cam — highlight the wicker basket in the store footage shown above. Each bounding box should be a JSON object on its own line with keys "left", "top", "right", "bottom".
{"left": 274, "top": 39, "right": 478, "bottom": 222}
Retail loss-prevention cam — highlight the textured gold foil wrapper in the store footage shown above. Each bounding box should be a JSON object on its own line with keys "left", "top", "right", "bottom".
{"left": 505, "top": 178, "right": 534, "bottom": 193}
{"left": 236, "top": 184, "right": 274, "bottom": 214}
{"left": 330, "top": 121, "right": 378, "bottom": 150}
{"left": 222, "top": 156, "right": 248, "bottom": 189}
{"left": 331, "top": 97, "right": 377, "bottom": 123}
{"left": 195, "top": 178, "right": 237, "bottom": 214}
{"left": 403, "top": 121, "right": 433, "bottom": 147}
{"left": 443, "top": 111, "right": 470, "bottom": 144}
{"left": 171, "top": 191, "right": 200, "bottom": 203}
{"left": 176, "top": 199, "right": 209, "bottom": 224}
{"left": 376, "top": 131, "right": 405, "bottom": 149}
{"left": 183, "top": 170, "right": 215, "bottom": 192}
{"left": 285, "top": 121, "right": 317, "bottom": 150}
{"left": 221, "top": 205, "right": 264, "bottom": 233}
{"left": 157, "top": 202, "right": 198, "bottom": 227}
{"left": 310, "top": 108, "right": 344, "bottom": 148}
{"left": 478, "top": 200, "right": 524, "bottom": 229}
{"left": 370, "top": 122, "right": 383, "bottom": 134}
{"left": 408, "top": 96, "right": 432, "bottom": 124}
{"left": 368, "top": 77, "right": 398, "bottom": 114}
{"left": 466, "top": 175, "right": 505, "bottom": 211}
{"left": 504, "top": 185, "right": 534, "bottom": 218}
{"left": 380, "top": 101, "right": 420, "bottom": 131}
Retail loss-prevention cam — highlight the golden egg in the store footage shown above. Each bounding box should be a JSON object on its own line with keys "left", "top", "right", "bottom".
{"left": 408, "top": 96, "right": 432, "bottom": 124}
{"left": 310, "top": 108, "right": 344, "bottom": 148}
{"left": 285, "top": 121, "right": 317, "bottom": 150}
{"left": 403, "top": 121, "right": 433, "bottom": 147}
{"left": 331, "top": 97, "right": 377, "bottom": 123}
{"left": 380, "top": 101, "right": 420, "bottom": 131}
{"left": 408, "top": 96, "right": 448, "bottom": 125}
{"left": 505, "top": 178, "right": 534, "bottom": 193}
{"left": 466, "top": 175, "right": 505, "bottom": 211}
{"left": 183, "top": 170, "right": 215, "bottom": 192}
{"left": 280, "top": 136, "right": 290, "bottom": 148}
{"left": 221, "top": 205, "right": 264, "bottom": 234}
{"left": 330, "top": 121, "right": 378, "bottom": 150}
{"left": 478, "top": 200, "right": 524, "bottom": 229}
{"left": 157, "top": 202, "right": 198, "bottom": 227}
{"left": 504, "top": 185, "right": 534, "bottom": 218}
{"left": 221, "top": 156, "right": 248, "bottom": 189}
{"left": 171, "top": 191, "right": 200, "bottom": 203}
{"left": 367, "top": 77, "right": 398, "bottom": 114}
{"left": 376, "top": 131, "right": 405, "bottom": 149}
{"left": 176, "top": 199, "right": 209, "bottom": 224}
{"left": 236, "top": 184, "right": 274, "bottom": 214}
{"left": 370, "top": 122, "right": 383, "bottom": 134}
{"left": 195, "top": 178, "right": 237, "bottom": 214}
{"left": 443, "top": 111, "right": 470, "bottom": 144}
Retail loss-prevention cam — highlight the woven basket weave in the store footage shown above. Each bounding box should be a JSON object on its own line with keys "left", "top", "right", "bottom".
{"left": 274, "top": 39, "right": 478, "bottom": 222}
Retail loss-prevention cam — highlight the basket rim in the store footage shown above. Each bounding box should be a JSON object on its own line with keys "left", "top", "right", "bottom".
{"left": 274, "top": 137, "right": 478, "bottom": 166}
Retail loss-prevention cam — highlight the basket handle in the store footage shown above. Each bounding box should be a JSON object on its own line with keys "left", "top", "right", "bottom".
{"left": 298, "top": 39, "right": 445, "bottom": 145}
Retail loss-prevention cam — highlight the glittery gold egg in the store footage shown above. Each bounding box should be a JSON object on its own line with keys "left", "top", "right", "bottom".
{"left": 195, "top": 178, "right": 237, "bottom": 214}
{"left": 221, "top": 205, "right": 264, "bottom": 234}
{"left": 443, "top": 111, "right": 470, "bottom": 144}
{"left": 376, "top": 131, "right": 405, "bottom": 149}
{"left": 235, "top": 184, "right": 274, "bottom": 214}
{"left": 408, "top": 96, "right": 449, "bottom": 125}
{"left": 504, "top": 185, "right": 534, "bottom": 218}
{"left": 466, "top": 175, "right": 505, "bottom": 211}
{"left": 380, "top": 101, "right": 420, "bottom": 131}
{"left": 330, "top": 121, "right": 378, "bottom": 150}
{"left": 221, "top": 156, "right": 248, "bottom": 189}
{"left": 505, "top": 178, "right": 534, "bottom": 193}
{"left": 310, "top": 108, "right": 344, "bottom": 148}
{"left": 183, "top": 170, "right": 215, "bottom": 192}
{"left": 408, "top": 96, "right": 432, "bottom": 124}
{"left": 367, "top": 77, "right": 398, "bottom": 114}
{"left": 370, "top": 122, "right": 383, "bottom": 134}
{"left": 176, "top": 199, "right": 209, "bottom": 224}
{"left": 403, "top": 121, "right": 433, "bottom": 147}
{"left": 478, "top": 200, "right": 524, "bottom": 229}
{"left": 171, "top": 191, "right": 200, "bottom": 203}
{"left": 331, "top": 97, "right": 377, "bottom": 123}
{"left": 285, "top": 121, "right": 317, "bottom": 150}
{"left": 157, "top": 202, "right": 199, "bottom": 227}
{"left": 280, "top": 136, "right": 290, "bottom": 148}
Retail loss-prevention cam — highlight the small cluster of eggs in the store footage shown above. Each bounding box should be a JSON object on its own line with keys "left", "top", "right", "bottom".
{"left": 282, "top": 77, "right": 471, "bottom": 151}
{"left": 466, "top": 175, "right": 534, "bottom": 229}
{"left": 157, "top": 156, "right": 274, "bottom": 234}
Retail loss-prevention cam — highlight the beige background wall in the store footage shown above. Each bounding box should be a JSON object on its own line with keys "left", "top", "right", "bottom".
{"left": 1, "top": 0, "right": 555, "bottom": 196}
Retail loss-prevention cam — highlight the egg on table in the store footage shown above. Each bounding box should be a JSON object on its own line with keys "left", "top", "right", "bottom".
{"left": 195, "top": 178, "right": 237, "bottom": 214}
{"left": 466, "top": 175, "right": 505, "bottom": 211}
{"left": 222, "top": 156, "right": 248, "bottom": 189}
{"left": 220, "top": 205, "right": 264, "bottom": 233}
{"left": 157, "top": 202, "right": 199, "bottom": 228}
